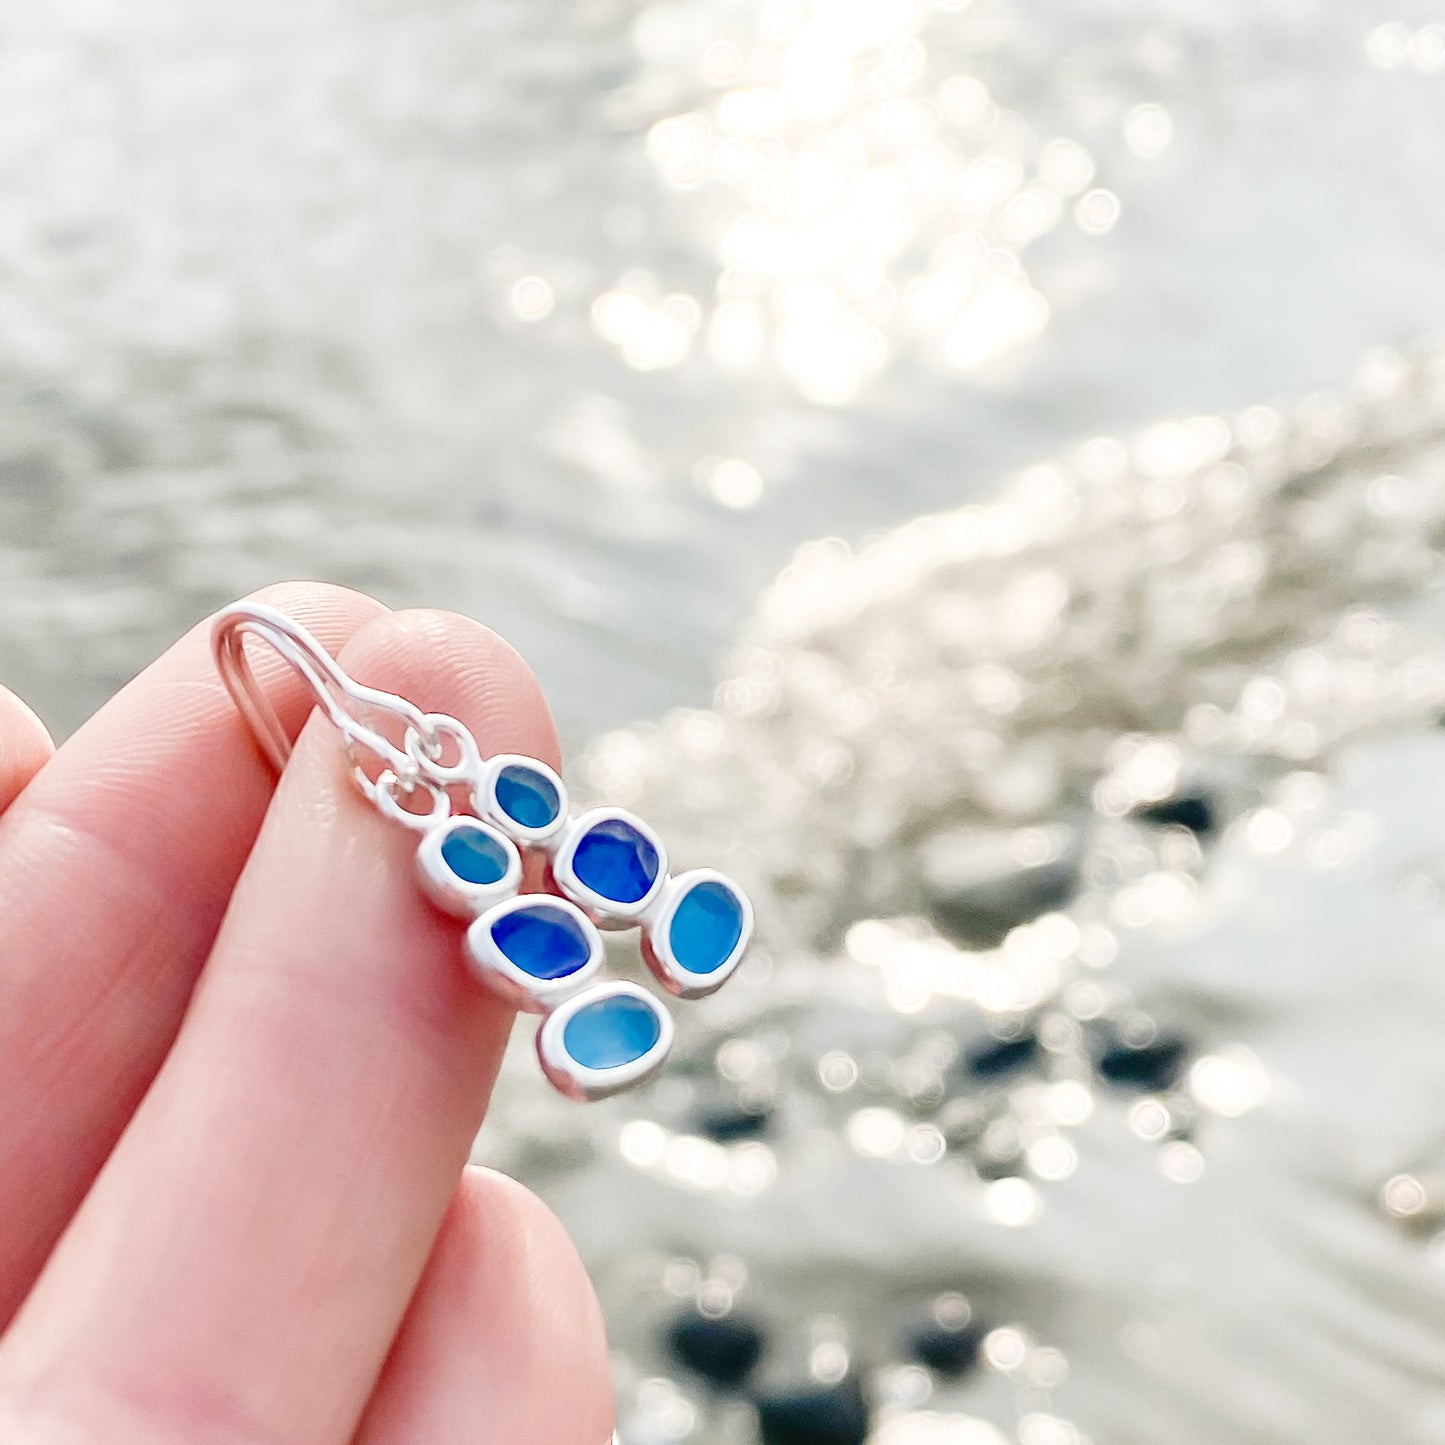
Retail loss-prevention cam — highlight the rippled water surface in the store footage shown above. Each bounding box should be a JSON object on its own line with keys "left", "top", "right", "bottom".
{"left": 5, "top": 0, "right": 1445, "bottom": 743}
{"left": 6, "top": 1, "right": 1445, "bottom": 1442}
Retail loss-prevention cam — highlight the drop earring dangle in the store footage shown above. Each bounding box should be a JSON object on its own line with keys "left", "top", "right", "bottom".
{"left": 211, "top": 601, "right": 753, "bottom": 1100}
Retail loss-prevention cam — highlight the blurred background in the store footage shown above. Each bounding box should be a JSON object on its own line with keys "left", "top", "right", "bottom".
{"left": 6, "top": 1, "right": 1445, "bottom": 1441}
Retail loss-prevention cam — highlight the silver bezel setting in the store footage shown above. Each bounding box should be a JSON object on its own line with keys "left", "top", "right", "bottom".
{"left": 415, "top": 816, "right": 524, "bottom": 919}
{"left": 474, "top": 753, "right": 570, "bottom": 848}
{"left": 550, "top": 806, "right": 670, "bottom": 927}
{"left": 641, "top": 868, "right": 754, "bottom": 999}
{"left": 465, "top": 893, "right": 603, "bottom": 1013}
{"left": 536, "top": 981, "right": 675, "bottom": 1102}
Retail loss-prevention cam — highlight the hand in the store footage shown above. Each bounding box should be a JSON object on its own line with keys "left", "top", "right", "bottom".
{"left": 0, "top": 584, "right": 614, "bottom": 1444}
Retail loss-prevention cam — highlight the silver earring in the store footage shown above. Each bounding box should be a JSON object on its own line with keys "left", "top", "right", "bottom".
{"left": 212, "top": 601, "right": 752, "bottom": 1100}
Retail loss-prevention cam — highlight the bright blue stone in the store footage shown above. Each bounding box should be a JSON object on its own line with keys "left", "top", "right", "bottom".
{"left": 563, "top": 993, "right": 663, "bottom": 1070}
{"left": 571, "top": 818, "right": 661, "bottom": 904}
{"left": 668, "top": 880, "right": 744, "bottom": 974}
{"left": 495, "top": 764, "right": 561, "bottom": 829}
{"left": 490, "top": 903, "right": 593, "bottom": 980}
{"left": 440, "top": 826, "right": 511, "bottom": 886}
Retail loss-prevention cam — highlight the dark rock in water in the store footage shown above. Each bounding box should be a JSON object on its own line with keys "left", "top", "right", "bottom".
{"left": 974, "top": 1155, "right": 1027, "bottom": 1181}
{"left": 905, "top": 1319, "right": 985, "bottom": 1377}
{"left": 964, "top": 1033, "right": 1039, "bottom": 1078}
{"left": 919, "top": 826, "right": 1082, "bottom": 949}
{"left": 930, "top": 859, "right": 1078, "bottom": 948}
{"left": 667, "top": 1311, "right": 766, "bottom": 1388}
{"left": 1096, "top": 1034, "right": 1190, "bottom": 1090}
{"left": 756, "top": 1378, "right": 870, "bottom": 1445}
{"left": 695, "top": 1102, "right": 774, "bottom": 1142}
{"left": 1136, "top": 792, "right": 1216, "bottom": 835}
{"left": 935, "top": 1096, "right": 987, "bottom": 1150}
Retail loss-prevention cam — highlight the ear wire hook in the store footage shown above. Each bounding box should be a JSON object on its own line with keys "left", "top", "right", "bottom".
{"left": 211, "top": 601, "right": 443, "bottom": 797}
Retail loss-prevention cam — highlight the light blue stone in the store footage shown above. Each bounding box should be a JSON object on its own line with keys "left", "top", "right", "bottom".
{"left": 491, "top": 903, "right": 593, "bottom": 980}
{"left": 440, "top": 825, "right": 511, "bottom": 886}
{"left": 495, "top": 764, "right": 561, "bottom": 829}
{"left": 668, "top": 880, "right": 744, "bottom": 974}
{"left": 563, "top": 992, "right": 663, "bottom": 1070}
{"left": 572, "top": 818, "right": 660, "bottom": 904}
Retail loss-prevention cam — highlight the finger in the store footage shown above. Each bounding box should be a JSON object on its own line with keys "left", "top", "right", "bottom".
{"left": 0, "top": 685, "right": 53, "bottom": 816}
{"left": 356, "top": 1167, "right": 614, "bottom": 1445}
{"left": 0, "top": 609, "right": 561, "bottom": 1445}
{"left": 0, "top": 581, "right": 388, "bottom": 1326}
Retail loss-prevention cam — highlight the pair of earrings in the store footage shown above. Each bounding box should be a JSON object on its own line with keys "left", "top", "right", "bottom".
{"left": 213, "top": 602, "right": 752, "bottom": 1100}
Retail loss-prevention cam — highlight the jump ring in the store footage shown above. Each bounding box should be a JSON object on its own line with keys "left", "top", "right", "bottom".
{"left": 406, "top": 713, "right": 483, "bottom": 787}
{"left": 365, "top": 768, "right": 453, "bottom": 832}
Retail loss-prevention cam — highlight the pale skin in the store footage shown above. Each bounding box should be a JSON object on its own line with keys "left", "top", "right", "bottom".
{"left": 0, "top": 582, "right": 615, "bottom": 1444}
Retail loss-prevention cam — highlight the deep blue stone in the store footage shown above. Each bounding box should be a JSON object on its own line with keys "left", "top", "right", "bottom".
{"left": 571, "top": 818, "right": 660, "bottom": 904}
{"left": 668, "top": 880, "right": 744, "bottom": 973}
{"left": 440, "top": 825, "right": 511, "bottom": 886}
{"left": 490, "top": 903, "right": 592, "bottom": 980}
{"left": 495, "top": 764, "right": 561, "bottom": 829}
{"left": 562, "top": 992, "right": 662, "bottom": 1069}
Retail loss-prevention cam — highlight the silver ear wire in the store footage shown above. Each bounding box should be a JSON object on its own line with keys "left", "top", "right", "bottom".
{"left": 212, "top": 600, "right": 450, "bottom": 815}
{"left": 213, "top": 601, "right": 344, "bottom": 775}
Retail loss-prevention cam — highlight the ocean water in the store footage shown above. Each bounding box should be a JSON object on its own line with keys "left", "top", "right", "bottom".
{"left": 4, "top": 1, "right": 1445, "bottom": 1441}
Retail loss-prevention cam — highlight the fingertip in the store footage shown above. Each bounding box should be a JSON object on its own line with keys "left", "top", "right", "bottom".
{"left": 0, "top": 685, "right": 54, "bottom": 816}
{"left": 456, "top": 1166, "right": 609, "bottom": 1355}
{"left": 338, "top": 608, "right": 562, "bottom": 773}
{"left": 447, "top": 1166, "right": 614, "bottom": 1432}
{"left": 358, "top": 1167, "right": 613, "bottom": 1445}
{"left": 243, "top": 579, "right": 392, "bottom": 639}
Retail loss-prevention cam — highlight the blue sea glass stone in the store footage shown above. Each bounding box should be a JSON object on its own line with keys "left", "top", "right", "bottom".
{"left": 494, "top": 764, "right": 561, "bottom": 830}
{"left": 668, "top": 880, "right": 744, "bottom": 974}
{"left": 490, "top": 903, "right": 593, "bottom": 980}
{"left": 571, "top": 818, "right": 661, "bottom": 904}
{"left": 563, "top": 992, "right": 663, "bottom": 1070}
{"left": 440, "top": 825, "right": 511, "bottom": 886}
